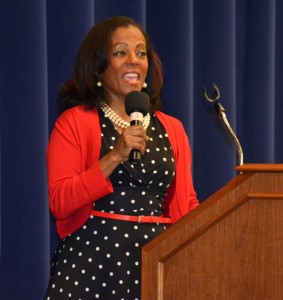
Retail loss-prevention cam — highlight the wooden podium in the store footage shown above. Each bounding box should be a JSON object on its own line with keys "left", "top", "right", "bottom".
{"left": 142, "top": 164, "right": 283, "bottom": 300}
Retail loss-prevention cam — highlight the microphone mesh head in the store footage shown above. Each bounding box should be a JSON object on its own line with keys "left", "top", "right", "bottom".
{"left": 125, "top": 91, "right": 150, "bottom": 116}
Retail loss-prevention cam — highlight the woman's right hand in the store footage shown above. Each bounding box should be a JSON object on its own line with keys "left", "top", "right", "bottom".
{"left": 99, "top": 125, "right": 149, "bottom": 178}
{"left": 112, "top": 125, "right": 149, "bottom": 162}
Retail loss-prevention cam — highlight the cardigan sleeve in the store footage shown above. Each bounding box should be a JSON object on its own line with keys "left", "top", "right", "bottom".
{"left": 156, "top": 111, "right": 199, "bottom": 222}
{"left": 46, "top": 108, "right": 113, "bottom": 220}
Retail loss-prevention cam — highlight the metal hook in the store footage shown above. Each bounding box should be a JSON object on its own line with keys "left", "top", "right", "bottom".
{"left": 201, "top": 82, "right": 244, "bottom": 166}
{"left": 202, "top": 82, "right": 220, "bottom": 102}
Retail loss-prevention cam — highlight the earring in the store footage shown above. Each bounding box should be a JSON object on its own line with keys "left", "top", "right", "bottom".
{"left": 97, "top": 76, "right": 102, "bottom": 87}
{"left": 142, "top": 82, "right": 147, "bottom": 89}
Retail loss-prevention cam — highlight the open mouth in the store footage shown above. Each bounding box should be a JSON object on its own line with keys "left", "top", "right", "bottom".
{"left": 123, "top": 72, "right": 140, "bottom": 84}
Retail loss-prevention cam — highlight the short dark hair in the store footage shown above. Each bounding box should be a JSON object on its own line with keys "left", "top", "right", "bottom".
{"left": 58, "top": 16, "right": 163, "bottom": 113}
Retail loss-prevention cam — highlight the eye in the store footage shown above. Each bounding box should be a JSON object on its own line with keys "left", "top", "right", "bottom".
{"left": 113, "top": 50, "right": 126, "bottom": 57}
{"left": 137, "top": 51, "right": 147, "bottom": 58}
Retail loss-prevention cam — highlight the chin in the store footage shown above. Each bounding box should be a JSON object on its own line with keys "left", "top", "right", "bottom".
{"left": 124, "top": 87, "right": 142, "bottom": 94}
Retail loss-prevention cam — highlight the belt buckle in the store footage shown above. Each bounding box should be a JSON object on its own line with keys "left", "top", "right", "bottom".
{"left": 138, "top": 215, "right": 144, "bottom": 223}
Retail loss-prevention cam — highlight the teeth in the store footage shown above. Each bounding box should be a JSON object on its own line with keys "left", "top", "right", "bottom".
{"left": 124, "top": 73, "right": 139, "bottom": 79}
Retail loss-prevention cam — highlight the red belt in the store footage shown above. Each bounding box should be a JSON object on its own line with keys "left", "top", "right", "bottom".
{"left": 91, "top": 210, "right": 172, "bottom": 224}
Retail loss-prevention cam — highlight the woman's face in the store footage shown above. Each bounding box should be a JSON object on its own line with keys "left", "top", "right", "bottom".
{"left": 102, "top": 25, "right": 149, "bottom": 103}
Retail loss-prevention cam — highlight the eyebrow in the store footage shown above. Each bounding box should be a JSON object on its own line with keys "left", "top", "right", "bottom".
{"left": 112, "top": 42, "right": 146, "bottom": 48}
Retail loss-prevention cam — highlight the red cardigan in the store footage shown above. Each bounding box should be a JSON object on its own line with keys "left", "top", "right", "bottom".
{"left": 47, "top": 106, "right": 199, "bottom": 238}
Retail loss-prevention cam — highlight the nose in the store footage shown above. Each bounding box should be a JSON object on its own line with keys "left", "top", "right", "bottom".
{"left": 126, "top": 51, "right": 139, "bottom": 65}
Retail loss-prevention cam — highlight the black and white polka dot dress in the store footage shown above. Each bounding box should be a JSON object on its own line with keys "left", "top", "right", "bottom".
{"left": 45, "top": 109, "right": 176, "bottom": 300}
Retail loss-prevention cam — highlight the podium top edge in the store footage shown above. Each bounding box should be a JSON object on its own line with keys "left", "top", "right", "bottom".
{"left": 236, "top": 163, "right": 283, "bottom": 172}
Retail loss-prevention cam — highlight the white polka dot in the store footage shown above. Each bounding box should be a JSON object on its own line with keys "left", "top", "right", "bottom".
{"left": 115, "top": 243, "right": 120, "bottom": 247}
{"left": 151, "top": 160, "right": 155, "bottom": 164}
{"left": 85, "top": 287, "right": 90, "bottom": 292}
{"left": 74, "top": 281, "right": 79, "bottom": 285}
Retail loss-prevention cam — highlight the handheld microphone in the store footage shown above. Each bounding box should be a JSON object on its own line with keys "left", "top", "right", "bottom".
{"left": 125, "top": 91, "right": 150, "bottom": 164}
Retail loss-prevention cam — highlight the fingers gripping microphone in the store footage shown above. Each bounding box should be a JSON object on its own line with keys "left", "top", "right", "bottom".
{"left": 125, "top": 91, "right": 150, "bottom": 164}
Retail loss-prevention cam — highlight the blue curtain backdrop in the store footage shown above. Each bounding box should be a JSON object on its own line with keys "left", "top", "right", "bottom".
{"left": 1, "top": 0, "right": 282, "bottom": 298}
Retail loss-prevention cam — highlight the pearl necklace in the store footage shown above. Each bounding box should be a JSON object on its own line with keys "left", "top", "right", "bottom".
{"left": 100, "top": 101, "right": 150, "bottom": 129}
